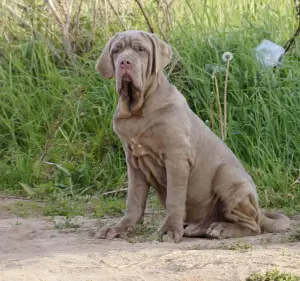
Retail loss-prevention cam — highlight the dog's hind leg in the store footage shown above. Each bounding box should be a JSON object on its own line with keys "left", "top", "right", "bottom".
{"left": 205, "top": 164, "right": 261, "bottom": 239}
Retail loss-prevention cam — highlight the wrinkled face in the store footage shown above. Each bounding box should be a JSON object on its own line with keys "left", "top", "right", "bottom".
{"left": 111, "top": 32, "right": 152, "bottom": 101}
{"left": 95, "top": 30, "right": 172, "bottom": 114}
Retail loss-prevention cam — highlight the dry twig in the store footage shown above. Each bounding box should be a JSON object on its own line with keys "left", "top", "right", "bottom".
{"left": 134, "top": 0, "right": 154, "bottom": 33}
{"left": 107, "top": 0, "right": 126, "bottom": 31}
{"left": 98, "top": 188, "right": 128, "bottom": 197}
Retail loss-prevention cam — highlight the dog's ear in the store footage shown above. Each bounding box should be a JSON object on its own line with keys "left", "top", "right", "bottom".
{"left": 95, "top": 37, "right": 114, "bottom": 79}
{"left": 149, "top": 34, "right": 172, "bottom": 74}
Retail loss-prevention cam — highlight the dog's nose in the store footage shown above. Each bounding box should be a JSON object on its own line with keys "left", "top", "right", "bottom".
{"left": 120, "top": 59, "right": 132, "bottom": 69}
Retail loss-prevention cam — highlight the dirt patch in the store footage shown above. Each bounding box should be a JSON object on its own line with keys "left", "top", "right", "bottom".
{"left": 0, "top": 197, "right": 300, "bottom": 281}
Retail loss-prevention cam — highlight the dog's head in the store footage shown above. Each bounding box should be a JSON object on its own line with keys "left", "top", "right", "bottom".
{"left": 95, "top": 30, "right": 172, "bottom": 113}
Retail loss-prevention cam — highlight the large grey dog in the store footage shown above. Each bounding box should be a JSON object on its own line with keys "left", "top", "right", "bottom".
{"left": 95, "top": 30, "right": 290, "bottom": 242}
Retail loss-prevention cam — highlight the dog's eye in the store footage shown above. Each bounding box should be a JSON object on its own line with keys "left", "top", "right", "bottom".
{"left": 138, "top": 46, "right": 146, "bottom": 52}
{"left": 112, "top": 48, "right": 120, "bottom": 54}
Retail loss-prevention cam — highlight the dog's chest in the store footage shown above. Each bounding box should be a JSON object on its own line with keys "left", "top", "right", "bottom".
{"left": 114, "top": 117, "right": 158, "bottom": 158}
{"left": 113, "top": 115, "right": 166, "bottom": 187}
{"left": 113, "top": 114, "right": 158, "bottom": 152}
{"left": 113, "top": 115, "right": 143, "bottom": 140}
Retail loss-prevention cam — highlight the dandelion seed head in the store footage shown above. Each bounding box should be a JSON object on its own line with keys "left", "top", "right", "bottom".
{"left": 222, "top": 52, "right": 233, "bottom": 62}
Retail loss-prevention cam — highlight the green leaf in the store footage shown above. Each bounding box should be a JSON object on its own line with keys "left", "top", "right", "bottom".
{"left": 44, "top": 161, "right": 71, "bottom": 177}
{"left": 32, "top": 159, "right": 41, "bottom": 178}
{"left": 19, "top": 182, "right": 35, "bottom": 197}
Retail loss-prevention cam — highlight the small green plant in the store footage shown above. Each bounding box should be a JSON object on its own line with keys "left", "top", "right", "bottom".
{"left": 246, "top": 269, "right": 300, "bottom": 281}
{"left": 185, "top": 238, "right": 252, "bottom": 251}
{"left": 43, "top": 197, "right": 85, "bottom": 217}
{"left": 1, "top": 201, "right": 44, "bottom": 218}
{"left": 90, "top": 197, "right": 126, "bottom": 218}
{"left": 225, "top": 239, "right": 252, "bottom": 250}
{"left": 0, "top": 196, "right": 126, "bottom": 220}
{"left": 53, "top": 217, "right": 82, "bottom": 230}
{"left": 288, "top": 228, "right": 300, "bottom": 242}
{"left": 43, "top": 196, "right": 125, "bottom": 218}
{"left": 126, "top": 208, "right": 164, "bottom": 243}
{"left": 127, "top": 222, "right": 158, "bottom": 243}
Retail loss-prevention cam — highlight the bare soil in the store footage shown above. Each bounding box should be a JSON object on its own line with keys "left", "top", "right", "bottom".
{"left": 1, "top": 197, "right": 300, "bottom": 281}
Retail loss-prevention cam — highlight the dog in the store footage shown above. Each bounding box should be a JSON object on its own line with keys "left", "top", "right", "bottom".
{"left": 95, "top": 30, "right": 290, "bottom": 242}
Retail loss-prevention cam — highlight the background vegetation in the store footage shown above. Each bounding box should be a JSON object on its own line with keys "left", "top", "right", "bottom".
{"left": 0, "top": 0, "right": 300, "bottom": 215}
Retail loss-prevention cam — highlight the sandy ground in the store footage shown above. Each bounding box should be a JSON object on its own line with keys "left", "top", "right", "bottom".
{"left": 1, "top": 197, "right": 300, "bottom": 281}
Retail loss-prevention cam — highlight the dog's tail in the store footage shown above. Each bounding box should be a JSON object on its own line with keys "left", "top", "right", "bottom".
{"left": 259, "top": 209, "right": 290, "bottom": 233}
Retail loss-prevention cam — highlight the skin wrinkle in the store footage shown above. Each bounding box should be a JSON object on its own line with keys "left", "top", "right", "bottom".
{"left": 95, "top": 30, "right": 290, "bottom": 242}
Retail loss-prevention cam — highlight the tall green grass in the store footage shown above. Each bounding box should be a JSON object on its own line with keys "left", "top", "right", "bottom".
{"left": 0, "top": 0, "right": 299, "bottom": 213}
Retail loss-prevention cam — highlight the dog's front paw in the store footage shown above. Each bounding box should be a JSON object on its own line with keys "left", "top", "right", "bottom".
{"left": 92, "top": 226, "right": 129, "bottom": 240}
{"left": 157, "top": 223, "right": 184, "bottom": 243}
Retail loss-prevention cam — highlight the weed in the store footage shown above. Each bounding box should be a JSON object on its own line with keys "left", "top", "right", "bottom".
{"left": 185, "top": 239, "right": 252, "bottom": 251}
{"left": 126, "top": 208, "right": 164, "bottom": 243}
{"left": 246, "top": 268, "right": 300, "bottom": 281}
{"left": 53, "top": 217, "right": 82, "bottom": 230}
{"left": 0, "top": 196, "right": 126, "bottom": 220}
{"left": 1, "top": 201, "right": 44, "bottom": 218}
{"left": 288, "top": 228, "right": 300, "bottom": 242}
{"left": 224, "top": 239, "right": 252, "bottom": 251}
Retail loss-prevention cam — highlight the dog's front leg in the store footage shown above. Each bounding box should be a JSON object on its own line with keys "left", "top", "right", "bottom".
{"left": 98, "top": 161, "right": 150, "bottom": 239}
{"left": 157, "top": 159, "right": 189, "bottom": 243}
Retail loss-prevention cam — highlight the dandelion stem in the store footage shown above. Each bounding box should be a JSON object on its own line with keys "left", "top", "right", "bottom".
{"left": 224, "top": 58, "right": 230, "bottom": 139}
{"left": 209, "top": 92, "right": 215, "bottom": 130}
{"left": 213, "top": 74, "right": 224, "bottom": 140}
